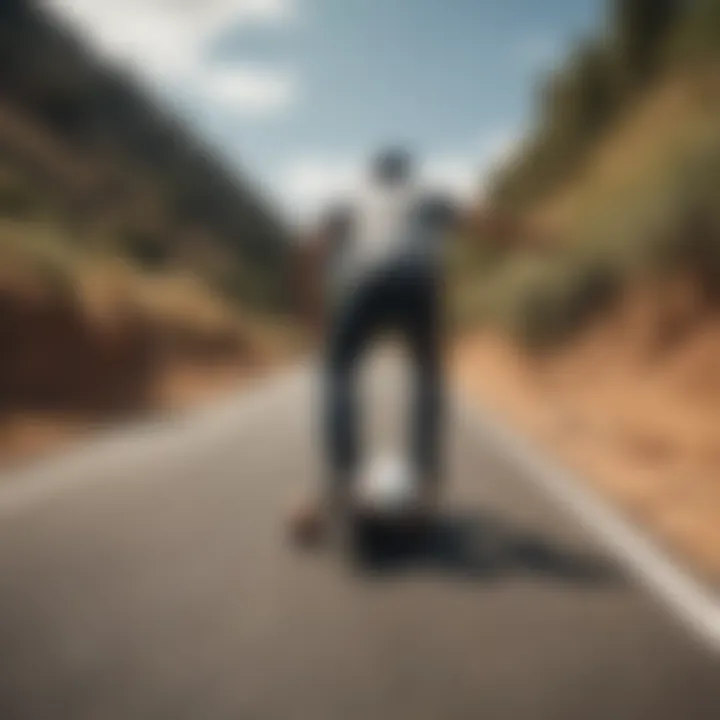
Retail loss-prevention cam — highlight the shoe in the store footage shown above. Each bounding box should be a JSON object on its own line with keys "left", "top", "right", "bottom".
{"left": 287, "top": 495, "right": 326, "bottom": 549}
{"left": 286, "top": 483, "right": 354, "bottom": 551}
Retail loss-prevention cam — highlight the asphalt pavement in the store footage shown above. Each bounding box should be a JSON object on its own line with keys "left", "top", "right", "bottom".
{"left": 0, "top": 358, "right": 717, "bottom": 720}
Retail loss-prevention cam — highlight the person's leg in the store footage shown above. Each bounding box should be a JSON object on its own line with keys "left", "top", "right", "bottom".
{"left": 404, "top": 270, "right": 444, "bottom": 501}
{"left": 291, "top": 273, "right": 393, "bottom": 545}
{"left": 323, "top": 281, "right": 379, "bottom": 502}
{"left": 291, "top": 290, "right": 367, "bottom": 546}
{"left": 325, "top": 351, "right": 356, "bottom": 500}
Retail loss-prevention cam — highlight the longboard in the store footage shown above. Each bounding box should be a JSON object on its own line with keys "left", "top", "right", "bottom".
{"left": 289, "top": 454, "right": 435, "bottom": 559}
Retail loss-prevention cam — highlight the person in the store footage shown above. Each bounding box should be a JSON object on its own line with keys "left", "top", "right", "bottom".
{"left": 290, "top": 148, "right": 459, "bottom": 545}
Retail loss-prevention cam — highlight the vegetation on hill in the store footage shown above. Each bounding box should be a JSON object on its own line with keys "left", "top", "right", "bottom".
{"left": 0, "top": 0, "right": 290, "bottom": 313}
{"left": 492, "top": 0, "right": 720, "bottom": 210}
{"left": 454, "top": 0, "right": 720, "bottom": 350}
{"left": 0, "top": 0, "right": 299, "bottom": 430}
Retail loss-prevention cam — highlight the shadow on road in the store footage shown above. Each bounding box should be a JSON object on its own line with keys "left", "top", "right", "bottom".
{"left": 352, "top": 511, "right": 621, "bottom": 587}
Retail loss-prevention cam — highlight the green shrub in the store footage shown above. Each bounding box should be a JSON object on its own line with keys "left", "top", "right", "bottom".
{"left": 501, "top": 254, "right": 622, "bottom": 349}
{"left": 667, "top": 0, "right": 720, "bottom": 65}
{"left": 117, "top": 227, "right": 169, "bottom": 270}
{"left": 0, "top": 174, "right": 38, "bottom": 218}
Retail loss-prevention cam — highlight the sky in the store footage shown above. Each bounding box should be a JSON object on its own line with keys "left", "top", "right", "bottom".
{"left": 44, "top": 0, "right": 605, "bottom": 225}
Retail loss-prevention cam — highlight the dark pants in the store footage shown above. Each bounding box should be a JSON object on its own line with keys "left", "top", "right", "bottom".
{"left": 324, "top": 262, "right": 443, "bottom": 493}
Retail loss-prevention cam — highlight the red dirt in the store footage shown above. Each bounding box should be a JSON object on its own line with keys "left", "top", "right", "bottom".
{"left": 0, "top": 277, "right": 275, "bottom": 468}
{"left": 453, "top": 318, "right": 720, "bottom": 585}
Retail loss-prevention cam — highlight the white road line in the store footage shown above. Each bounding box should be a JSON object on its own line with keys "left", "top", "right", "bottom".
{"left": 458, "top": 398, "right": 720, "bottom": 654}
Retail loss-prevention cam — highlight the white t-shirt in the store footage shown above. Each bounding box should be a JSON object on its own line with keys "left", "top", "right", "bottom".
{"left": 325, "top": 180, "right": 456, "bottom": 300}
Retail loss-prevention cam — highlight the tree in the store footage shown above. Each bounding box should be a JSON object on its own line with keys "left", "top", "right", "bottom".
{"left": 612, "top": 0, "right": 681, "bottom": 87}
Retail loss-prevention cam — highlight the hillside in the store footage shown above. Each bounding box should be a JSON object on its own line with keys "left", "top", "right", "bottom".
{"left": 0, "top": 0, "right": 289, "bottom": 311}
{"left": 454, "top": 0, "right": 720, "bottom": 582}
{"left": 0, "top": 0, "right": 298, "bottom": 462}
{"left": 454, "top": 1, "right": 720, "bottom": 344}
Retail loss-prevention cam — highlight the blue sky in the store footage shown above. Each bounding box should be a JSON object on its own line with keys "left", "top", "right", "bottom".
{"left": 49, "top": 0, "right": 604, "bottom": 222}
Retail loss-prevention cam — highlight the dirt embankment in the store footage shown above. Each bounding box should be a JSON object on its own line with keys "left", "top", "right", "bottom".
{"left": 0, "top": 275, "right": 282, "bottom": 465}
{"left": 453, "top": 287, "right": 720, "bottom": 585}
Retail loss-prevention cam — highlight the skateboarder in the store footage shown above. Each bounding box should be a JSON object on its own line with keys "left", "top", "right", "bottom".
{"left": 290, "top": 148, "right": 460, "bottom": 544}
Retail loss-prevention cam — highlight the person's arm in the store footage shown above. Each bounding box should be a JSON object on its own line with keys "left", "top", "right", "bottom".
{"left": 292, "top": 230, "right": 324, "bottom": 341}
{"left": 292, "top": 204, "right": 352, "bottom": 340}
{"left": 422, "top": 193, "right": 463, "bottom": 234}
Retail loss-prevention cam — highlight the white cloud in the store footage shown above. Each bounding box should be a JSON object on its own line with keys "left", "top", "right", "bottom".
{"left": 280, "top": 156, "right": 364, "bottom": 224}
{"left": 277, "top": 130, "right": 521, "bottom": 224}
{"left": 43, "top": 0, "right": 297, "bottom": 114}
{"left": 203, "top": 66, "right": 297, "bottom": 114}
{"left": 426, "top": 129, "right": 522, "bottom": 203}
{"left": 423, "top": 158, "right": 479, "bottom": 202}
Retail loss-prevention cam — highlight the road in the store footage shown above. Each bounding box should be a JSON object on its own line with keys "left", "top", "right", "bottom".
{"left": 0, "top": 358, "right": 718, "bottom": 720}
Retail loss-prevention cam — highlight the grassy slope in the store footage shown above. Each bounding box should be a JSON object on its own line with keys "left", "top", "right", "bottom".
{"left": 452, "top": 64, "right": 720, "bottom": 346}
{"left": 453, "top": 66, "right": 720, "bottom": 582}
{"left": 0, "top": 3, "right": 301, "bottom": 462}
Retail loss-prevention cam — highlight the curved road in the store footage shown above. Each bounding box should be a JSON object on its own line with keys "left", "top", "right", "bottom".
{"left": 0, "top": 360, "right": 718, "bottom": 719}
